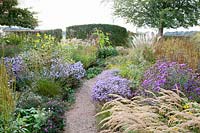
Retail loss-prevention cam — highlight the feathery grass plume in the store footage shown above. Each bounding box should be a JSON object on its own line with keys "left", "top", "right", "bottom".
{"left": 96, "top": 89, "right": 200, "bottom": 132}
{"left": 0, "top": 59, "right": 17, "bottom": 131}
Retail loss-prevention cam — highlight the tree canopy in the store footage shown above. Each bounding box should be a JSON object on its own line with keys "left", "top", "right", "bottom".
{"left": 111, "top": 0, "right": 200, "bottom": 36}
{"left": 0, "top": 0, "right": 38, "bottom": 29}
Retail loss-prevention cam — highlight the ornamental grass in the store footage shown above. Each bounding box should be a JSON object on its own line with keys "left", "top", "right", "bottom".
{"left": 96, "top": 89, "right": 200, "bottom": 133}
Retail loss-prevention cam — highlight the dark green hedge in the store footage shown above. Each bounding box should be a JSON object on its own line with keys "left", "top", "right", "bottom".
{"left": 66, "top": 24, "right": 129, "bottom": 46}
{"left": 4, "top": 29, "right": 63, "bottom": 41}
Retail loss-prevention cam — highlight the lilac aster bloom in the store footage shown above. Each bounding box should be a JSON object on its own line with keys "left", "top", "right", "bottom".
{"left": 4, "top": 55, "right": 26, "bottom": 78}
{"left": 142, "top": 61, "right": 200, "bottom": 102}
{"left": 92, "top": 70, "right": 133, "bottom": 102}
{"left": 49, "top": 58, "right": 85, "bottom": 80}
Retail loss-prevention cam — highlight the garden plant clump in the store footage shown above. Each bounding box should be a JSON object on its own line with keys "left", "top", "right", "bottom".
{"left": 92, "top": 70, "right": 133, "bottom": 102}
{"left": 141, "top": 61, "right": 200, "bottom": 102}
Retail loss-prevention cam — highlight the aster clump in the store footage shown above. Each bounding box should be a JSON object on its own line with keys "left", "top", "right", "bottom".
{"left": 141, "top": 61, "right": 200, "bottom": 101}
{"left": 4, "top": 55, "right": 26, "bottom": 78}
{"left": 92, "top": 70, "right": 133, "bottom": 102}
{"left": 184, "top": 77, "right": 200, "bottom": 102}
{"left": 49, "top": 58, "right": 85, "bottom": 80}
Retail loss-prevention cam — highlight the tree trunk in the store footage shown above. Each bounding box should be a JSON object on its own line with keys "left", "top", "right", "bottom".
{"left": 158, "top": 27, "right": 164, "bottom": 37}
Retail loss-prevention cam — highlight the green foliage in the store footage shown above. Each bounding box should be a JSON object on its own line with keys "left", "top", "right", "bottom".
{"left": 41, "top": 100, "right": 66, "bottom": 132}
{"left": 17, "top": 91, "right": 44, "bottom": 109}
{"left": 95, "top": 58, "right": 106, "bottom": 68}
{"left": 34, "top": 78, "right": 62, "bottom": 98}
{"left": 120, "top": 61, "right": 150, "bottom": 89}
{"left": 97, "top": 47, "right": 118, "bottom": 59}
{"left": 71, "top": 45, "right": 97, "bottom": 69}
{"left": 106, "top": 45, "right": 154, "bottom": 89}
{"left": 143, "top": 46, "right": 156, "bottom": 63}
{"left": 64, "top": 88, "right": 75, "bottom": 103}
{"left": 6, "top": 29, "right": 63, "bottom": 42}
{"left": 0, "top": 33, "right": 24, "bottom": 57}
{"left": 14, "top": 107, "right": 49, "bottom": 133}
{"left": 93, "top": 29, "right": 111, "bottom": 48}
{"left": 2, "top": 33, "right": 24, "bottom": 45}
{"left": 0, "top": 44, "right": 22, "bottom": 57}
{"left": 0, "top": 0, "right": 38, "bottom": 28}
{"left": 66, "top": 24, "right": 129, "bottom": 46}
{"left": 111, "top": 0, "right": 200, "bottom": 35}
{"left": 0, "top": 31, "right": 61, "bottom": 57}
{"left": 21, "top": 34, "right": 58, "bottom": 71}
{"left": 86, "top": 67, "right": 103, "bottom": 79}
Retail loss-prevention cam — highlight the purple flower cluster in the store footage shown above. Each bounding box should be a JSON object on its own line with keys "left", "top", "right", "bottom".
{"left": 70, "top": 61, "right": 86, "bottom": 79}
{"left": 142, "top": 61, "right": 200, "bottom": 101}
{"left": 184, "top": 78, "right": 200, "bottom": 102}
{"left": 92, "top": 70, "right": 133, "bottom": 102}
{"left": 4, "top": 55, "right": 25, "bottom": 78}
{"left": 49, "top": 59, "right": 85, "bottom": 80}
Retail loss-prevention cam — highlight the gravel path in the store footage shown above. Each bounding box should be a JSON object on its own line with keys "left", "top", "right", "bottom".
{"left": 64, "top": 77, "right": 98, "bottom": 133}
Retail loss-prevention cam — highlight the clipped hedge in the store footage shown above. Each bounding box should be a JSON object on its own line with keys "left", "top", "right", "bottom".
{"left": 4, "top": 29, "right": 63, "bottom": 41}
{"left": 66, "top": 24, "right": 129, "bottom": 46}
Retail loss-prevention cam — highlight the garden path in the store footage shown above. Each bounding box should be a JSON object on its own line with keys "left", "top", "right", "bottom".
{"left": 64, "top": 75, "right": 99, "bottom": 133}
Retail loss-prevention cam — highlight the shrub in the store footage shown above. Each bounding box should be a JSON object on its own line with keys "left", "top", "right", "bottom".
{"left": 97, "top": 89, "right": 200, "bottom": 132}
{"left": 86, "top": 67, "right": 103, "bottom": 79}
{"left": 34, "top": 78, "right": 62, "bottom": 98}
{"left": 17, "top": 91, "right": 44, "bottom": 109}
{"left": 66, "top": 24, "right": 129, "bottom": 46}
{"left": 42, "top": 100, "right": 66, "bottom": 133}
{"left": 92, "top": 70, "right": 133, "bottom": 102}
{"left": 141, "top": 61, "right": 200, "bottom": 102}
{"left": 97, "top": 47, "right": 118, "bottom": 59}
{"left": 154, "top": 38, "right": 200, "bottom": 70}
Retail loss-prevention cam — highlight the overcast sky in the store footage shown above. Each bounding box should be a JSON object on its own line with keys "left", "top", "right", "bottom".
{"left": 18, "top": 0, "right": 139, "bottom": 31}
{"left": 18, "top": 0, "right": 199, "bottom": 32}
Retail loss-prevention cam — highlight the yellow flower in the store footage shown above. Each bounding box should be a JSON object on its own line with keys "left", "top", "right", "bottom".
{"left": 35, "top": 39, "right": 40, "bottom": 43}
{"left": 44, "top": 34, "right": 48, "bottom": 39}
{"left": 183, "top": 104, "right": 190, "bottom": 109}
{"left": 173, "top": 127, "right": 179, "bottom": 131}
{"left": 186, "top": 111, "right": 193, "bottom": 115}
{"left": 36, "top": 33, "right": 41, "bottom": 37}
